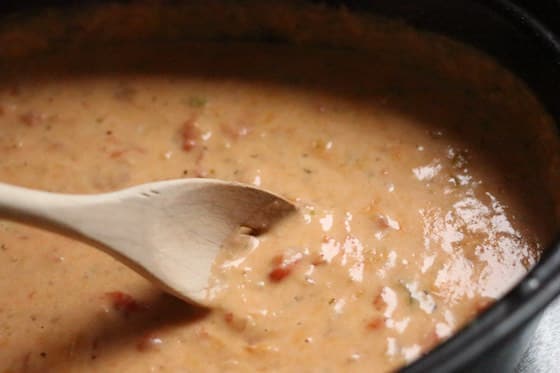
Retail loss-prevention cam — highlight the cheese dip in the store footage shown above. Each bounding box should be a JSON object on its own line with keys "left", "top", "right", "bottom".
{"left": 0, "top": 2, "right": 558, "bottom": 372}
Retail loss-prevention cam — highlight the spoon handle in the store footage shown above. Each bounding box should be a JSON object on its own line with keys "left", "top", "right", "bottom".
{"left": 0, "top": 181, "right": 150, "bottom": 271}
{"left": 0, "top": 182, "right": 97, "bottom": 235}
{"left": 0, "top": 181, "right": 176, "bottom": 299}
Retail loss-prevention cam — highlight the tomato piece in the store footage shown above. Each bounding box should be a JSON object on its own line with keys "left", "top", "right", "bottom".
{"left": 104, "top": 291, "right": 145, "bottom": 317}
{"left": 268, "top": 253, "right": 303, "bottom": 282}
{"left": 181, "top": 118, "right": 200, "bottom": 152}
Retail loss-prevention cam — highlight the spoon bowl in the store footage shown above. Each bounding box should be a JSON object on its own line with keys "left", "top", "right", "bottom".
{"left": 0, "top": 179, "right": 295, "bottom": 306}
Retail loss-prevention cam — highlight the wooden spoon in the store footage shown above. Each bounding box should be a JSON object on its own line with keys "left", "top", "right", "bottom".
{"left": 0, "top": 179, "right": 294, "bottom": 306}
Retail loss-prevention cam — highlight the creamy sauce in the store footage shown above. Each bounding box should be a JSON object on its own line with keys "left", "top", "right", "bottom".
{"left": 0, "top": 2, "right": 558, "bottom": 372}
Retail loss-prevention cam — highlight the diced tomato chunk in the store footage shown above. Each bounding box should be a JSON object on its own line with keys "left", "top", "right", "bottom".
{"left": 366, "top": 317, "right": 385, "bottom": 330}
{"left": 110, "top": 150, "right": 125, "bottom": 159}
{"left": 269, "top": 266, "right": 293, "bottom": 282}
{"left": 224, "top": 312, "right": 234, "bottom": 323}
{"left": 181, "top": 118, "right": 200, "bottom": 152}
{"left": 268, "top": 252, "right": 303, "bottom": 282}
{"left": 104, "top": 291, "right": 145, "bottom": 317}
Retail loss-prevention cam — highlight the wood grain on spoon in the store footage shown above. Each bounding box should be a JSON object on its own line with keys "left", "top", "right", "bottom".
{"left": 0, "top": 179, "right": 295, "bottom": 306}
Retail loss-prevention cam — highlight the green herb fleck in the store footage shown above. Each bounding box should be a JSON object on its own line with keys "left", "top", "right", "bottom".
{"left": 187, "top": 96, "right": 207, "bottom": 108}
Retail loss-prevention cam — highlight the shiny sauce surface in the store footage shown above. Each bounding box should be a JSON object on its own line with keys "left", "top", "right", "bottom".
{"left": 0, "top": 12, "right": 557, "bottom": 372}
